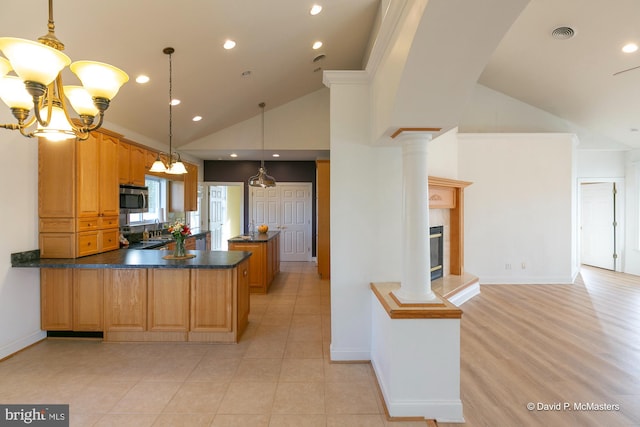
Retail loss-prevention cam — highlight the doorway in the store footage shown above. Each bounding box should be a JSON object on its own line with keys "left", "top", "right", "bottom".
{"left": 579, "top": 180, "right": 624, "bottom": 271}
{"left": 249, "top": 183, "right": 313, "bottom": 262}
{"left": 204, "top": 182, "right": 244, "bottom": 250}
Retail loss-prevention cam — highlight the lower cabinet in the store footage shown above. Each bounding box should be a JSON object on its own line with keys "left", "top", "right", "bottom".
{"left": 228, "top": 234, "right": 280, "bottom": 294}
{"left": 41, "top": 263, "right": 250, "bottom": 343}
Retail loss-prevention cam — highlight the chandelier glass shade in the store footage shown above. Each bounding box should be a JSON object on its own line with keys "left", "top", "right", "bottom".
{"left": 0, "top": 0, "right": 129, "bottom": 141}
{"left": 249, "top": 102, "right": 276, "bottom": 188}
{"left": 147, "top": 47, "right": 187, "bottom": 175}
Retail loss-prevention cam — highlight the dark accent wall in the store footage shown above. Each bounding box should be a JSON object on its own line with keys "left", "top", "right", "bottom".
{"left": 203, "top": 161, "right": 317, "bottom": 256}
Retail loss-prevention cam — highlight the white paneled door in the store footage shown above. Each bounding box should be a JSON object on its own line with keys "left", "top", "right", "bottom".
{"left": 208, "top": 186, "right": 226, "bottom": 250}
{"left": 250, "top": 183, "right": 312, "bottom": 262}
{"left": 580, "top": 182, "right": 616, "bottom": 270}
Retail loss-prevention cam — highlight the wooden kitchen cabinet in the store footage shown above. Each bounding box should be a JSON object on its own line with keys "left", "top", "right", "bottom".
{"left": 73, "top": 269, "right": 104, "bottom": 331}
{"left": 184, "top": 162, "right": 199, "bottom": 212}
{"left": 40, "top": 268, "right": 103, "bottom": 332}
{"left": 39, "top": 129, "right": 122, "bottom": 258}
{"left": 103, "top": 269, "right": 147, "bottom": 334}
{"left": 148, "top": 269, "right": 190, "bottom": 333}
{"left": 228, "top": 232, "right": 280, "bottom": 294}
{"left": 316, "top": 160, "right": 330, "bottom": 279}
{"left": 118, "top": 140, "right": 146, "bottom": 186}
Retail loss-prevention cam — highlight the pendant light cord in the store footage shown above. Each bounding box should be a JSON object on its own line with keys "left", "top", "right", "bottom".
{"left": 260, "top": 102, "right": 265, "bottom": 168}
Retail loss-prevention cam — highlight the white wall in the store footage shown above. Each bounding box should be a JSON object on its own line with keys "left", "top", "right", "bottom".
{"left": 625, "top": 150, "right": 640, "bottom": 275}
{"left": 458, "top": 133, "right": 577, "bottom": 284}
{"left": 0, "top": 132, "right": 45, "bottom": 359}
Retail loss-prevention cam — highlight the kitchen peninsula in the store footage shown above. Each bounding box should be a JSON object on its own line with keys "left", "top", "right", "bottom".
{"left": 12, "top": 249, "right": 251, "bottom": 343}
{"left": 228, "top": 231, "right": 280, "bottom": 294}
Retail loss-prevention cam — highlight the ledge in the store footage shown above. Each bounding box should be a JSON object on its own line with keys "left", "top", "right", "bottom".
{"left": 371, "top": 282, "right": 463, "bottom": 319}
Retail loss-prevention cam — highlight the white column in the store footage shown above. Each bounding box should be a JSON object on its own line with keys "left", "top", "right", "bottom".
{"left": 392, "top": 132, "right": 438, "bottom": 303}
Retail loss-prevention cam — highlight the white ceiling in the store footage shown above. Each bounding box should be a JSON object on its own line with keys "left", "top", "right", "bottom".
{"left": 479, "top": 0, "right": 640, "bottom": 150}
{"left": 2, "top": 0, "right": 639, "bottom": 160}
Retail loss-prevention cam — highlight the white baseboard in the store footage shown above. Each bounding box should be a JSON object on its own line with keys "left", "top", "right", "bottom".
{"left": 0, "top": 330, "right": 46, "bottom": 360}
{"left": 329, "top": 343, "right": 371, "bottom": 361}
{"left": 448, "top": 281, "right": 480, "bottom": 306}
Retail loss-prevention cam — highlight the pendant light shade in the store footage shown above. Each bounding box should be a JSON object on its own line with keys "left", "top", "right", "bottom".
{"left": 249, "top": 102, "right": 276, "bottom": 188}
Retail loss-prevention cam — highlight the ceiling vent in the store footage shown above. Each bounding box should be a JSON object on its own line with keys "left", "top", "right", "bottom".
{"left": 551, "top": 26, "right": 575, "bottom": 40}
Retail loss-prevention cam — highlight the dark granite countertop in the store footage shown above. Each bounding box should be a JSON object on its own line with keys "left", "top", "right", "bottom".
{"left": 12, "top": 249, "right": 251, "bottom": 269}
{"left": 228, "top": 230, "right": 280, "bottom": 243}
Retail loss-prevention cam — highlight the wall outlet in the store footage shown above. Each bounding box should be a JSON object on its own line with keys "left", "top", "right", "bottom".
{"left": 521, "top": 262, "right": 526, "bottom": 269}
{"left": 505, "top": 263, "right": 511, "bottom": 270}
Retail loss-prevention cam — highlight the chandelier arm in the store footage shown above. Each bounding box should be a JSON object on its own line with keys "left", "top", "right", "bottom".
{"left": 32, "top": 85, "right": 54, "bottom": 128}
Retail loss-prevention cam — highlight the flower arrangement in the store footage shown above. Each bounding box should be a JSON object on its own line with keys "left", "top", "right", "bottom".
{"left": 167, "top": 220, "right": 191, "bottom": 240}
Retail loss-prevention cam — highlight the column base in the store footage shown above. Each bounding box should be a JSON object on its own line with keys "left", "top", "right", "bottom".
{"left": 391, "top": 288, "right": 444, "bottom": 306}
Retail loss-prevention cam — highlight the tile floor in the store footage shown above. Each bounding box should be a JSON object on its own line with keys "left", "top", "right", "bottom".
{"left": 0, "top": 262, "right": 429, "bottom": 427}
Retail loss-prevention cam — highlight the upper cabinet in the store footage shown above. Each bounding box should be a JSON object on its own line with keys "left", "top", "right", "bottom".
{"left": 184, "top": 162, "right": 198, "bottom": 212}
{"left": 118, "top": 140, "right": 146, "bottom": 186}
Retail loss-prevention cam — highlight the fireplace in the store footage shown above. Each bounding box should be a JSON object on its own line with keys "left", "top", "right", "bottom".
{"left": 430, "top": 226, "right": 444, "bottom": 280}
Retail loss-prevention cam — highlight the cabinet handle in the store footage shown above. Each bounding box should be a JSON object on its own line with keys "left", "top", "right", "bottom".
{"left": 243, "top": 269, "right": 248, "bottom": 277}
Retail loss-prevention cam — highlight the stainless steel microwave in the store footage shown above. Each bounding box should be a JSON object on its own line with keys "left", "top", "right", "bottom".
{"left": 119, "top": 185, "right": 149, "bottom": 214}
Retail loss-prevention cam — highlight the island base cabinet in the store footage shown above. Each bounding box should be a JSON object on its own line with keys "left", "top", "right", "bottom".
{"left": 189, "top": 259, "right": 250, "bottom": 343}
{"left": 148, "top": 269, "right": 190, "bottom": 334}
{"left": 103, "top": 269, "right": 147, "bottom": 341}
{"left": 41, "top": 268, "right": 103, "bottom": 332}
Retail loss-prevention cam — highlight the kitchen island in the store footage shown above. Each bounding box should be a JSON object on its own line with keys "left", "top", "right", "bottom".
{"left": 228, "top": 231, "right": 280, "bottom": 294}
{"left": 12, "top": 249, "right": 251, "bottom": 343}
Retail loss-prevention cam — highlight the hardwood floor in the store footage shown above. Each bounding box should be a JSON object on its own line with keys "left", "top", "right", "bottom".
{"left": 438, "top": 265, "right": 640, "bottom": 427}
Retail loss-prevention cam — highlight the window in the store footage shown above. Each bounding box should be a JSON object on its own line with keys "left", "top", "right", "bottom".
{"left": 128, "top": 176, "right": 167, "bottom": 224}
{"left": 188, "top": 184, "right": 203, "bottom": 230}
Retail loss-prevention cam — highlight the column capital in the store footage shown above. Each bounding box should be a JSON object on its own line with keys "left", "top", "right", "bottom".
{"left": 391, "top": 127, "right": 442, "bottom": 139}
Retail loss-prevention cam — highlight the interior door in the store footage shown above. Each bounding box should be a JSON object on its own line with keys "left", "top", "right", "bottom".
{"left": 280, "top": 184, "right": 312, "bottom": 261}
{"left": 209, "top": 186, "right": 225, "bottom": 250}
{"left": 580, "top": 182, "right": 616, "bottom": 270}
{"left": 249, "top": 183, "right": 312, "bottom": 262}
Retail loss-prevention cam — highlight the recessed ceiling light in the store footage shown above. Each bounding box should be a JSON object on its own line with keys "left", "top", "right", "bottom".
{"left": 241, "top": 70, "right": 252, "bottom": 77}
{"left": 230, "top": 153, "right": 238, "bottom": 158}
{"left": 136, "top": 75, "right": 150, "bottom": 84}
{"left": 622, "top": 43, "right": 638, "bottom": 53}
{"left": 192, "top": 116, "right": 202, "bottom": 122}
{"left": 310, "top": 4, "right": 322, "bottom": 15}
{"left": 223, "top": 39, "right": 236, "bottom": 50}
{"left": 272, "top": 153, "right": 280, "bottom": 158}
{"left": 170, "top": 99, "right": 180, "bottom": 106}
{"left": 312, "top": 41, "right": 323, "bottom": 50}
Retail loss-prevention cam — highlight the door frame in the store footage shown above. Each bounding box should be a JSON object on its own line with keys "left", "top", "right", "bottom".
{"left": 577, "top": 177, "right": 625, "bottom": 272}
{"left": 202, "top": 181, "right": 245, "bottom": 248}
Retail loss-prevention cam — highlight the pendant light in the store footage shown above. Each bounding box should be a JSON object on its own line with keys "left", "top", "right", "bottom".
{"left": 249, "top": 102, "right": 276, "bottom": 187}
{"left": 149, "top": 47, "right": 187, "bottom": 175}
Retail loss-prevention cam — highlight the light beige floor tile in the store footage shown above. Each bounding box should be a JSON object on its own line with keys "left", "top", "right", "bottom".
{"left": 110, "top": 381, "right": 182, "bottom": 413}
{"left": 326, "top": 414, "right": 386, "bottom": 427}
{"left": 162, "top": 381, "right": 227, "bottom": 413}
{"left": 272, "top": 382, "right": 325, "bottom": 414}
{"left": 69, "top": 380, "right": 137, "bottom": 414}
{"left": 283, "top": 341, "right": 324, "bottom": 359}
{"left": 93, "top": 413, "right": 158, "bottom": 427}
{"left": 152, "top": 413, "right": 214, "bottom": 426}
{"left": 210, "top": 414, "right": 270, "bottom": 426}
{"left": 233, "top": 358, "right": 282, "bottom": 382}
{"left": 69, "top": 413, "right": 103, "bottom": 427}
{"left": 216, "top": 382, "right": 277, "bottom": 414}
{"left": 187, "top": 357, "right": 240, "bottom": 382}
{"left": 324, "top": 361, "right": 375, "bottom": 383}
{"left": 269, "top": 414, "right": 327, "bottom": 426}
{"left": 325, "top": 382, "right": 381, "bottom": 414}
{"left": 279, "top": 358, "right": 325, "bottom": 382}
{"left": 243, "top": 337, "right": 287, "bottom": 359}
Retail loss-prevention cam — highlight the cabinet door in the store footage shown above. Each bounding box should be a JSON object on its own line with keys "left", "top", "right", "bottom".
{"left": 38, "top": 138, "right": 75, "bottom": 218}
{"left": 104, "top": 269, "right": 147, "bottom": 331}
{"left": 236, "top": 259, "right": 250, "bottom": 335}
{"left": 190, "top": 269, "right": 233, "bottom": 332}
{"left": 129, "top": 145, "right": 146, "bottom": 186}
{"left": 41, "top": 268, "right": 73, "bottom": 330}
{"left": 229, "top": 242, "right": 265, "bottom": 291}
{"left": 184, "top": 162, "right": 199, "bottom": 212}
{"left": 148, "top": 269, "right": 190, "bottom": 331}
{"left": 118, "top": 141, "right": 131, "bottom": 184}
{"left": 100, "top": 228, "right": 120, "bottom": 252}
{"left": 99, "top": 133, "right": 120, "bottom": 216}
{"left": 73, "top": 269, "right": 103, "bottom": 331}
{"left": 76, "top": 133, "right": 100, "bottom": 217}
{"left": 77, "top": 231, "right": 99, "bottom": 257}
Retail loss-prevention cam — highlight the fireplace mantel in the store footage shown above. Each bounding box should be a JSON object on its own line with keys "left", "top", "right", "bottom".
{"left": 428, "top": 176, "right": 472, "bottom": 276}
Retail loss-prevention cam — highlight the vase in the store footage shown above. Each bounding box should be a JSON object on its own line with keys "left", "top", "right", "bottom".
{"left": 174, "top": 237, "right": 186, "bottom": 257}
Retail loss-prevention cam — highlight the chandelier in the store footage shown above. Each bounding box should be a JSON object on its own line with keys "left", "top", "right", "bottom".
{"left": 248, "top": 102, "right": 276, "bottom": 187}
{"left": 148, "top": 47, "right": 187, "bottom": 175}
{"left": 0, "top": 0, "right": 128, "bottom": 141}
